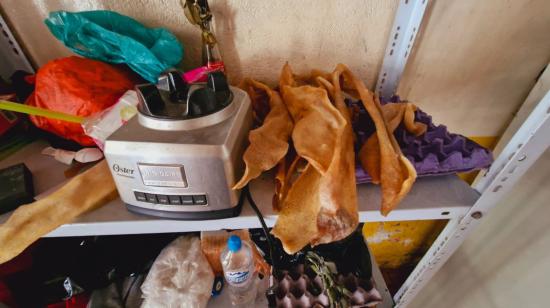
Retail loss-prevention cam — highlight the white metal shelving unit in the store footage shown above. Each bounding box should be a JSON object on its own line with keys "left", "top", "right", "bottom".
{"left": 1, "top": 1, "right": 549, "bottom": 307}
{"left": 0, "top": 144, "right": 400, "bottom": 308}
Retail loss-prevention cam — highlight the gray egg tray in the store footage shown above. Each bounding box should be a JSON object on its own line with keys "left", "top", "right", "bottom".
{"left": 273, "top": 265, "right": 382, "bottom": 308}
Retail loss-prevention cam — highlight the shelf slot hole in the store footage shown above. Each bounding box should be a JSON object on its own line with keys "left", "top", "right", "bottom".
{"left": 518, "top": 154, "right": 527, "bottom": 161}
{"left": 441, "top": 211, "right": 450, "bottom": 216}
{"left": 492, "top": 185, "right": 503, "bottom": 193}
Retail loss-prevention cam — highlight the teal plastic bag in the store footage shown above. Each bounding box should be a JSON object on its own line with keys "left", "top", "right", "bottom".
{"left": 45, "top": 10, "right": 184, "bottom": 83}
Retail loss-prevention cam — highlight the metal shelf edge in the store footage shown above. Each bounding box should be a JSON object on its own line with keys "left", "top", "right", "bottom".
{"left": 1, "top": 141, "right": 479, "bottom": 237}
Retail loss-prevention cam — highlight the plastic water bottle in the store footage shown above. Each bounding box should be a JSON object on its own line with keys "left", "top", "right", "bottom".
{"left": 220, "top": 235, "right": 257, "bottom": 306}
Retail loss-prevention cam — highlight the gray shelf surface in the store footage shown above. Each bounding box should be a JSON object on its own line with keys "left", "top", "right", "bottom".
{"left": 0, "top": 141, "right": 479, "bottom": 237}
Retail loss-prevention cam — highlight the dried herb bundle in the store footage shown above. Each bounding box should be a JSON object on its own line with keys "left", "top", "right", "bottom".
{"left": 306, "top": 251, "right": 352, "bottom": 308}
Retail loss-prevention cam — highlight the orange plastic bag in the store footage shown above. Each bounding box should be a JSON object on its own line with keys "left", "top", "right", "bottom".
{"left": 26, "top": 56, "right": 135, "bottom": 146}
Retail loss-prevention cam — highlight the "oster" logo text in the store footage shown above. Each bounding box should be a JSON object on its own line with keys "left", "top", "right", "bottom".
{"left": 112, "top": 164, "right": 135, "bottom": 178}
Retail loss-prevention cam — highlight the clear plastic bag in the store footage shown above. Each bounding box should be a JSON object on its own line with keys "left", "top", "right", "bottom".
{"left": 82, "top": 90, "right": 138, "bottom": 150}
{"left": 140, "top": 236, "right": 214, "bottom": 308}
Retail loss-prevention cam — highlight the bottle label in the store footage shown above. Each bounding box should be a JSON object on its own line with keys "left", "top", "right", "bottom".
{"left": 225, "top": 270, "right": 250, "bottom": 285}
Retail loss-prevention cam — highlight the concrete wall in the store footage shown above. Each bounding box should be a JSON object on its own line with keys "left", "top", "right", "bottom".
{"left": 397, "top": 0, "right": 550, "bottom": 137}
{"left": 2, "top": 0, "right": 550, "bottom": 137}
{"left": 0, "top": 0, "right": 397, "bottom": 88}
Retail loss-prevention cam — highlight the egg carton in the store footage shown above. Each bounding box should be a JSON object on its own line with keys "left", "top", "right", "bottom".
{"left": 273, "top": 265, "right": 382, "bottom": 308}
{"left": 352, "top": 97, "right": 493, "bottom": 183}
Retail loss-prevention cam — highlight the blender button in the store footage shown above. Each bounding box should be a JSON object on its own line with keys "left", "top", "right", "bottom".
{"left": 193, "top": 195, "right": 207, "bottom": 205}
{"left": 145, "top": 193, "right": 157, "bottom": 203}
{"left": 168, "top": 195, "right": 182, "bottom": 205}
{"left": 134, "top": 191, "right": 147, "bottom": 202}
{"left": 181, "top": 195, "right": 194, "bottom": 205}
{"left": 157, "top": 195, "right": 169, "bottom": 204}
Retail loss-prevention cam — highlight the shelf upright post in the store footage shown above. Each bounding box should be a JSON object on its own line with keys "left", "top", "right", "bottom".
{"left": 375, "top": 0, "right": 429, "bottom": 98}
{"left": 0, "top": 12, "right": 34, "bottom": 79}
{"left": 393, "top": 90, "right": 550, "bottom": 307}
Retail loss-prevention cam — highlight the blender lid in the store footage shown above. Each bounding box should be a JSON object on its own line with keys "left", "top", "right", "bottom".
{"left": 136, "top": 70, "right": 236, "bottom": 130}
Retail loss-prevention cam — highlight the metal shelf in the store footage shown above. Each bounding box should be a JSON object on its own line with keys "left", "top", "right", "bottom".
{"left": 0, "top": 141, "right": 479, "bottom": 237}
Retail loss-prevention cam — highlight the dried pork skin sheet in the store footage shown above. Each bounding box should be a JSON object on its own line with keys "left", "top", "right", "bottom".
{"left": 272, "top": 164, "right": 324, "bottom": 253}
{"left": 233, "top": 79, "right": 293, "bottom": 189}
{"left": 359, "top": 103, "right": 426, "bottom": 184}
{"left": 311, "top": 67, "right": 359, "bottom": 246}
{"left": 332, "top": 64, "right": 416, "bottom": 216}
{"left": 282, "top": 85, "right": 346, "bottom": 175}
{"left": 0, "top": 160, "right": 117, "bottom": 264}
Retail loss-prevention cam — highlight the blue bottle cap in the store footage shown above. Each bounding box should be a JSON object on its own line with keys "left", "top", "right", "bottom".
{"left": 227, "top": 235, "right": 242, "bottom": 252}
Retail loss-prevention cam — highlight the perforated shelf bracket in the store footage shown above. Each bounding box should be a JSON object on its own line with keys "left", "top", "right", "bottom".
{"left": 375, "top": 0, "right": 429, "bottom": 99}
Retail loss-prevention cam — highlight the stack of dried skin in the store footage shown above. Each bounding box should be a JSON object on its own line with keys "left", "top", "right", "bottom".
{"left": 273, "top": 64, "right": 358, "bottom": 253}
{"left": 234, "top": 63, "right": 426, "bottom": 254}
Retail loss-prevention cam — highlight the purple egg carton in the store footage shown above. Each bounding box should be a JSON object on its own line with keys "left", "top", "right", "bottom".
{"left": 273, "top": 264, "right": 382, "bottom": 308}
{"left": 351, "top": 96, "right": 493, "bottom": 184}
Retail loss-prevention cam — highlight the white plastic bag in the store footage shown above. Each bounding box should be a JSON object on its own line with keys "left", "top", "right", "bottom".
{"left": 140, "top": 236, "right": 214, "bottom": 308}
{"left": 82, "top": 90, "right": 138, "bottom": 150}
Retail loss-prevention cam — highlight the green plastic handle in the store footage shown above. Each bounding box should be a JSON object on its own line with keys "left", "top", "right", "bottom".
{"left": 0, "top": 100, "right": 84, "bottom": 124}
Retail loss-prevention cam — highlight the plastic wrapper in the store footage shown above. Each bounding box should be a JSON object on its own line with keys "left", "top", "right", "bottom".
{"left": 25, "top": 56, "right": 135, "bottom": 146}
{"left": 140, "top": 236, "right": 214, "bottom": 308}
{"left": 45, "top": 10, "right": 184, "bottom": 83}
{"left": 183, "top": 65, "right": 221, "bottom": 83}
{"left": 82, "top": 90, "right": 139, "bottom": 149}
{"left": 41, "top": 147, "right": 104, "bottom": 165}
